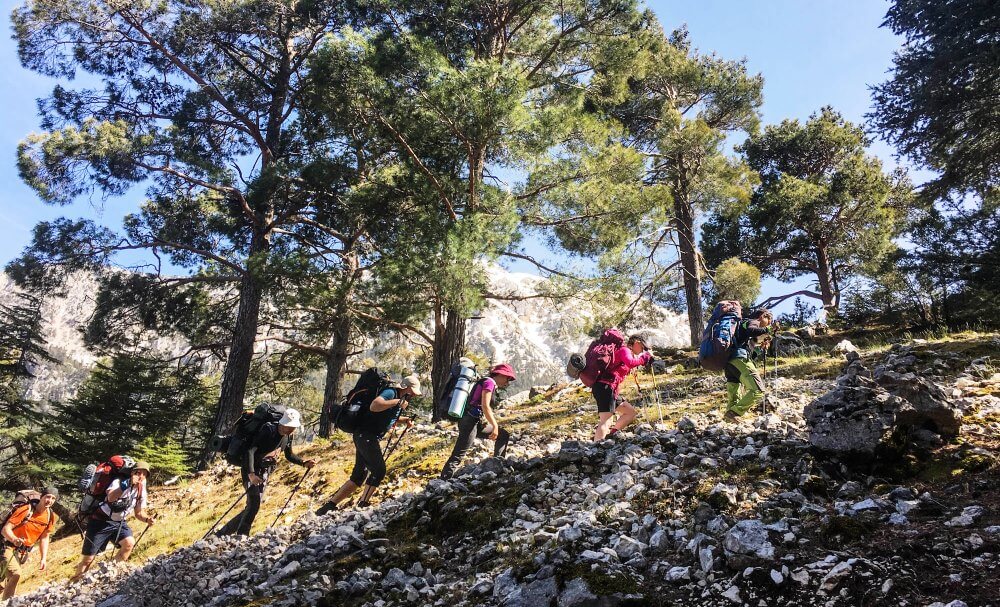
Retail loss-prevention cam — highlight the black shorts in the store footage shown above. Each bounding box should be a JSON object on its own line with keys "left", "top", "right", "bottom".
{"left": 82, "top": 518, "right": 133, "bottom": 556}
{"left": 592, "top": 382, "right": 623, "bottom": 414}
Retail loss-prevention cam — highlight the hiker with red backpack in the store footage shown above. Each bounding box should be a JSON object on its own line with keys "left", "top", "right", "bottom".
{"left": 71, "top": 461, "right": 154, "bottom": 581}
{"left": 216, "top": 407, "right": 315, "bottom": 537}
{"left": 318, "top": 375, "right": 420, "bottom": 512}
{"left": 572, "top": 329, "right": 653, "bottom": 441}
{"left": 1, "top": 488, "right": 59, "bottom": 599}
{"left": 439, "top": 363, "right": 517, "bottom": 480}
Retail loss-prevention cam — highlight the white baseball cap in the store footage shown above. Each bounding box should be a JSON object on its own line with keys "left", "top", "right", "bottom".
{"left": 400, "top": 374, "right": 423, "bottom": 396}
{"left": 279, "top": 408, "right": 302, "bottom": 428}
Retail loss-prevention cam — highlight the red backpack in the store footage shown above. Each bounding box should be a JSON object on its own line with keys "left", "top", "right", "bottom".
{"left": 579, "top": 328, "right": 626, "bottom": 387}
{"left": 77, "top": 455, "right": 136, "bottom": 516}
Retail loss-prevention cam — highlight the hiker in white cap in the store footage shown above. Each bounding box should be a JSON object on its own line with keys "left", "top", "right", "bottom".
{"left": 320, "top": 375, "right": 420, "bottom": 511}
{"left": 217, "top": 406, "right": 316, "bottom": 536}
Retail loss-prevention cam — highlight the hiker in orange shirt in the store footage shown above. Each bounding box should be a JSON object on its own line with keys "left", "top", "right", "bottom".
{"left": 1, "top": 487, "right": 59, "bottom": 599}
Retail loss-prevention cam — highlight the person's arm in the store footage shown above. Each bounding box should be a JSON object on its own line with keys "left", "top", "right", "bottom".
{"left": 743, "top": 319, "right": 772, "bottom": 338}
{"left": 1, "top": 513, "right": 23, "bottom": 546}
{"left": 38, "top": 527, "right": 51, "bottom": 570}
{"left": 283, "top": 439, "right": 314, "bottom": 468}
{"left": 105, "top": 478, "right": 125, "bottom": 504}
{"left": 370, "top": 392, "right": 406, "bottom": 412}
{"left": 480, "top": 390, "right": 500, "bottom": 440}
{"left": 134, "top": 485, "right": 154, "bottom": 524}
{"left": 616, "top": 346, "right": 652, "bottom": 370}
{"left": 244, "top": 431, "right": 265, "bottom": 485}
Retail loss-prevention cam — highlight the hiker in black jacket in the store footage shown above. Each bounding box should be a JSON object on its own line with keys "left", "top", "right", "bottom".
{"left": 318, "top": 375, "right": 420, "bottom": 513}
{"left": 724, "top": 309, "right": 778, "bottom": 420}
{"left": 217, "top": 407, "right": 315, "bottom": 536}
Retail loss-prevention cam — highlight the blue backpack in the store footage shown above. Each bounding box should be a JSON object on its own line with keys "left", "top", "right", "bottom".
{"left": 698, "top": 301, "right": 743, "bottom": 371}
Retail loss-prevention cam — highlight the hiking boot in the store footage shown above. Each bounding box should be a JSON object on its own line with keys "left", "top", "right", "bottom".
{"left": 315, "top": 501, "right": 340, "bottom": 516}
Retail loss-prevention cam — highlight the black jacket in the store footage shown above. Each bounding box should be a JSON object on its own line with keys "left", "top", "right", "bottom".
{"left": 730, "top": 319, "right": 773, "bottom": 360}
{"left": 242, "top": 422, "right": 305, "bottom": 475}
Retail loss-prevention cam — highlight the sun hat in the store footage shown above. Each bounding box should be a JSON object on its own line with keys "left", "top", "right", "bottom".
{"left": 400, "top": 374, "right": 423, "bottom": 396}
{"left": 278, "top": 407, "right": 302, "bottom": 428}
{"left": 490, "top": 363, "right": 517, "bottom": 382}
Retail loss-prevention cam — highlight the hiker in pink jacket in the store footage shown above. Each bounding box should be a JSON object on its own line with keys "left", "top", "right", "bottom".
{"left": 593, "top": 334, "right": 652, "bottom": 440}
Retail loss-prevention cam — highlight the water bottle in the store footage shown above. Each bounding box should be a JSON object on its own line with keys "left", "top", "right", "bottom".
{"left": 447, "top": 365, "right": 478, "bottom": 419}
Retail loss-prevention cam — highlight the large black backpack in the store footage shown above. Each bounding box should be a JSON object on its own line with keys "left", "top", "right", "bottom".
{"left": 329, "top": 368, "right": 392, "bottom": 434}
{"left": 223, "top": 403, "right": 285, "bottom": 466}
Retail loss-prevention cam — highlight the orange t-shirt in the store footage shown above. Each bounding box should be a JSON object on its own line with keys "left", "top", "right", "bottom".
{"left": 5, "top": 505, "right": 58, "bottom": 547}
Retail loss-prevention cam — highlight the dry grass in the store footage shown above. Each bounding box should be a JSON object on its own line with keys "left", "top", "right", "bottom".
{"left": 17, "top": 332, "right": 997, "bottom": 596}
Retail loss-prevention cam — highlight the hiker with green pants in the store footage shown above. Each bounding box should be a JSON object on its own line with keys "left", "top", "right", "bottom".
{"left": 723, "top": 309, "right": 778, "bottom": 420}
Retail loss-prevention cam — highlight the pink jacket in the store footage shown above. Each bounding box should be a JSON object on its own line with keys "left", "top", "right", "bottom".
{"left": 599, "top": 346, "right": 652, "bottom": 394}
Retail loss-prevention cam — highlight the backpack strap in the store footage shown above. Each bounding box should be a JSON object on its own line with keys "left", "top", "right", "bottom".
{"left": 6, "top": 503, "right": 32, "bottom": 530}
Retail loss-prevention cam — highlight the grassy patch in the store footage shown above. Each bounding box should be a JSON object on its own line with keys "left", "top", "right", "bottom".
{"left": 556, "top": 562, "right": 641, "bottom": 595}
{"left": 820, "top": 515, "right": 877, "bottom": 545}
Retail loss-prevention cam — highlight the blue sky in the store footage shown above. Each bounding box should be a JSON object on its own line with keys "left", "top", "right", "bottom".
{"left": 0, "top": 0, "right": 924, "bottom": 308}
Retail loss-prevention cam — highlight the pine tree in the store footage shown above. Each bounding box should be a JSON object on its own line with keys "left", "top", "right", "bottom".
{"left": 702, "top": 108, "right": 916, "bottom": 315}
{"left": 0, "top": 293, "right": 69, "bottom": 489}
{"left": 51, "top": 354, "right": 213, "bottom": 469}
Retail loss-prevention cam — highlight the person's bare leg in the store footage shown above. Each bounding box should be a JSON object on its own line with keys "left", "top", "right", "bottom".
{"left": 2, "top": 573, "right": 18, "bottom": 600}
{"left": 357, "top": 484, "right": 378, "bottom": 506}
{"left": 611, "top": 402, "right": 637, "bottom": 432}
{"left": 116, "top": 536, "right": 136, "bottom": 562}
{"left": 71, "top": 556, "right": 96, "bottom": 582}
{"left": 594, "top": 412, "right": 615, "bottom": 441}
{"left": 330, "top": 480, "right": 360, "bottom": 507}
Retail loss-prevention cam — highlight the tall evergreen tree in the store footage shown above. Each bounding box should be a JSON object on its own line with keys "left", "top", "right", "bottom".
{"left": 870, "top": 0, "right": 1000, "bottom": 199}
{"left": 0, "top": 292, "right": 67, "bottom": 488}
{"left": 308, "top": 0, "right": 653, "bottom": 407}
{"left": 702, "top": 108, "right": 915, "bottom": 315}
{"left": 10, "top": 1, "right": 376, "bottom": 463}
{"left": 608, "top": 26, "right": 763, "bottom": 346}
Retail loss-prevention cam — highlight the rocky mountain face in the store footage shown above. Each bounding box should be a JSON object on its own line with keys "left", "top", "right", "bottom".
{"left": 1, "top": 268, "right": 688, "bottom": 404}
{"left": 461, "top": 266, "right": 688, "bottom": 390}
{"left": 14, "top": 338, "right": 1000, "bottom": 607}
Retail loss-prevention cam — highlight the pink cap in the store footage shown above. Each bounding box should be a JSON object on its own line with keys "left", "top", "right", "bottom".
{"left": 490, "top": 363, "right": 517, "bottom": 382}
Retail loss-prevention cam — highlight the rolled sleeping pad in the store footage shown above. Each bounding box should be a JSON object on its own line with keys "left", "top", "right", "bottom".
{"left": 447, "top": 365, "right": 479, "bottom": 419}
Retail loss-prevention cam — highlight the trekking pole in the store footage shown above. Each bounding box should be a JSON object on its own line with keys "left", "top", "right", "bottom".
{"left": 381, "top": 425, "right": 399, "bottom": 459}
{"left": 761, "top": 346, "right": 768, "bottom": 416}
{"left": 202, "top": 487, "right": 249, "bottom": 540}
{"left": 631, "top": 373, "right": 646, "bottom": 423}
{"left": 133, "top": 522, "right": 152, "bottom": 552}
{"left": 269, "top": 468, "right": 311, "bottom": 529}
{"left": 106, "top": 521, "right": 125, "bottom": 563}
{"left": 384, "top": 425, "right": 411, "bottom": 460}
{"left": 649, "top": 361, "right": 665, "bottom": 424}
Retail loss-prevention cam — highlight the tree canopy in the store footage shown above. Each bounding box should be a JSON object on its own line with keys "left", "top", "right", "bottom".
{"left": 702, "top": 107, "right": 914, "bottom": 314}
{"left": 870, "top": 0, "right": 1000, "bottom": 199}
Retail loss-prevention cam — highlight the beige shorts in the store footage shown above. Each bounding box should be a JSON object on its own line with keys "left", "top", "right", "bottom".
{"left": 1, "top": 549, "right": 27, "bottom": 580}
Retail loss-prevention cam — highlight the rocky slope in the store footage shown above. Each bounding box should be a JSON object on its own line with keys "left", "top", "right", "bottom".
{"left": 10, "top": 334, "right": 999, "bottom": 607}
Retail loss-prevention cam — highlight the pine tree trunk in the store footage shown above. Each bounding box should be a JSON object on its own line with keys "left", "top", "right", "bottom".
{"left": 199, "top": 230, "right": 269, "bottom": 469}
{"left": 815, "top": 244, "right": 838, "bottom": 315}
{"left": 673, "top": 196, "right": 704, "bottom": 348}
{"left": 319, "top": 317, "right": 352, "bottom": 438}
{"left": 431, "top": 303, "right": 467, "bottom": 422}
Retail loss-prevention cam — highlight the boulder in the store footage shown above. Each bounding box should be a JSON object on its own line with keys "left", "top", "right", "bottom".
{"left": 805, "top": 353, "right": 962, "bottom": 454}
{"left": 723, "top": 520, "right": 776, "bottom": 564}
{"left": 558, "top": 578, "right": 597, "bottom": 607}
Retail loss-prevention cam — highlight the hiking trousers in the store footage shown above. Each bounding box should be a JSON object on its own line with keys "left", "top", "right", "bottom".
{"left": 218, "top": 469, "right": 267, "bottom": 537}
{"left": 349, "top": 432, "right": 387, "bottom": 488}
{"left": 439, "top": 414, "right": 510, "bottom": 480}
{"left": 724, "top": 358, "right": 764, "bottom": 415}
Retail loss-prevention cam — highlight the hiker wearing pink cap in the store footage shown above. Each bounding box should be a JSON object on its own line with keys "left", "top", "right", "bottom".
{"left": 439, "top": 364, "right": 516, "bottom": 479}
{"left": 592, "top": 333, "right": 652, "bottom": 441}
